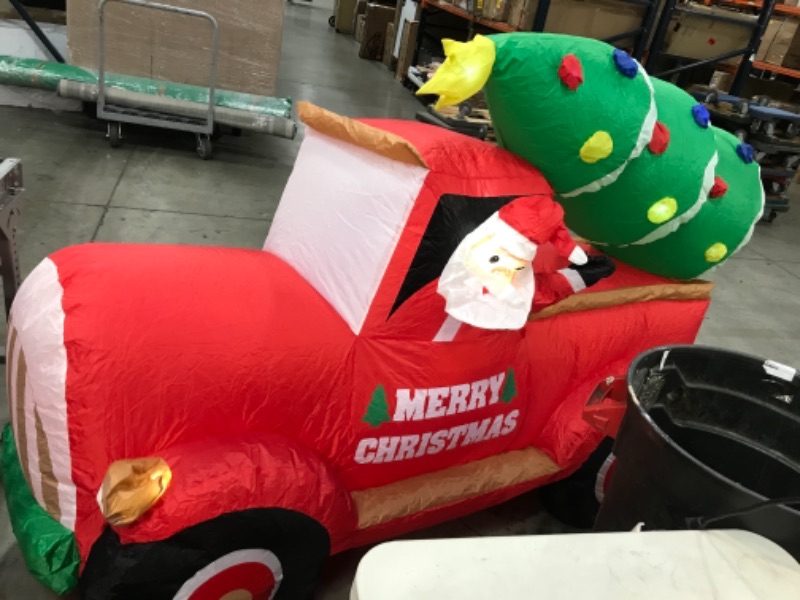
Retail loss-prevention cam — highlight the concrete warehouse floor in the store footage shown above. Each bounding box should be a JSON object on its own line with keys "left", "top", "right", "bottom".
{"left": 2, "top": 1, "right": 800, "bottom": 598}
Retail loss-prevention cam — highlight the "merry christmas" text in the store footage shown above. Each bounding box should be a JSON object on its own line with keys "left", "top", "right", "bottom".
{"left": 355, "top": 409, "right": 519, "bottom": 464}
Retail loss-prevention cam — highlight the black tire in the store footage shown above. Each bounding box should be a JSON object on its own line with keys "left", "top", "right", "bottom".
{"left": 328, "top": 15, "right": 335, "bottom": 27}
{"left": 81, "top": 508, "right": 330, "bottom": 600}
{"left": 540, "top": 437, "right": 615, "bottom": 529}
{"left": 108, "top": 123, "right": 123, "bottom": 148}
{"left": 196, "top": 135, "right": 213, "bottom": 160}
{"left": 763, "top": 209, "right": 778, "bottom": 224}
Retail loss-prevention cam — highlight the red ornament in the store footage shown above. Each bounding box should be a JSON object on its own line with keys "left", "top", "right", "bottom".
{"left": 648, "top": 121, "right": 670, "bottom": 155}
{"left": 710, "top": 175, "right": 728, "bottom": 198}
{"left": 558, "top": 54, "right": 584, "bottom": 90}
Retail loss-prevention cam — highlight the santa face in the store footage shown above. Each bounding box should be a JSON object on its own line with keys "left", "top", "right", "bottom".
{"left": 438, "top": 213, "right": 536, "bottom": 330}
{"left": 465, "top": 235, "right": 528, "bottom": 297}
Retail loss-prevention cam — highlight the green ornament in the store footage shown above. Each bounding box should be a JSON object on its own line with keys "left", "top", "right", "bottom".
{"left": 363, "top": 384, "right": 391, "bottom": 427}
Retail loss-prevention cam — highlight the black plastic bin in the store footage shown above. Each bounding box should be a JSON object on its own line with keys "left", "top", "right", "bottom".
{"left": 594, "top": 345, "right": 800, "bottom": 559}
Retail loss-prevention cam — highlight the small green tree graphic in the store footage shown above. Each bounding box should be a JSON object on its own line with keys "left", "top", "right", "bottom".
{"left": 501, "top": 369, "right": 517, "bottom": 403}
{"left": 363, "top": 384, "right": 391, "bottom": 427}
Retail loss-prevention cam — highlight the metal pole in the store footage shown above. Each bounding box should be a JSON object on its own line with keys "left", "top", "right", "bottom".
{"left": 632, "top": 0, "right": 661, "bottom": 60}
{"left": 603, "top": 29, "right": 643, "bottom": 45}
{"left": 730, "top": 0, "right": 777, "bottom": 96}
{"left": 412, "top": 2, "right": 429, "bottom": 75}
{"left": 644, "top": 0, "right": 679, "bottom": 71}
{"left": 7, "top": 0, "right": 65, "bottom": 63}
{"left": 531, "top": 0, "right": 550, "bottom": 31}
{"left": 654, "top": 48, "right": 750, "bottom": 78}
{"left": 0, "top": 159, "right": 23, "bottom": 321}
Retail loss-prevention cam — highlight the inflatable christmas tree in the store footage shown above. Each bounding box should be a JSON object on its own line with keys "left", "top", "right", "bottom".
{"left": 418, "top": 33, "right": 765, "bottom": 280}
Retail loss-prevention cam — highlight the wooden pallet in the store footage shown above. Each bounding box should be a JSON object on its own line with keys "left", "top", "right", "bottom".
{"left": 435, "top": 105, "right": 496, "bottom": 142}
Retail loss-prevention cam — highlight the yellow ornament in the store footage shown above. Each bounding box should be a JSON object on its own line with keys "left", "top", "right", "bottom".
{"left": 647, "top": 197, "right": 678, "bottom": 224}
{"left": 417, "top": 35, "right": 496, "bottom": 110}
{"left": 704, "top": 242, "right": 728, "bottom": 263}
{"left": 579, "top": 131, "right": 613, "bottom": 164}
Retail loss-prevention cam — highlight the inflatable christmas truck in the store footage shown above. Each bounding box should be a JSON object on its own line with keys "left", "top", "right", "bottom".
{"left": 3, "top": 102, "right": 713, "bottom": 599}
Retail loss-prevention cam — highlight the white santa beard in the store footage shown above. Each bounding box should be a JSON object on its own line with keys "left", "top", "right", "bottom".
{"left": 437, "top": 211, "right": 537, "bottom": 331}
{"left": 439, "top": 265, "right": 535, "bottom": 330}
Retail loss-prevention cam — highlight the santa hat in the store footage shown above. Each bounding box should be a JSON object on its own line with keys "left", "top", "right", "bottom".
{"left": 497, "top": 195, "right": 588, "bottom": 264}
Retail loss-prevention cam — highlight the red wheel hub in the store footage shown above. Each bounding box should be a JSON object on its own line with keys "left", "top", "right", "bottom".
{"left": 174, "top": 549, "right": 282, "bottom": 600}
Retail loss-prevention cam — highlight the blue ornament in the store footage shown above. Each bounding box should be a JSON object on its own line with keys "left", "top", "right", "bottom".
{"left": 736, "top": 142, "right": 755, "bottom": 164}
{"left": 691, "top": 104, "right": 710, "bottom": 128}
{"left": 612, "top": 49, "right": 638, "bottom": 78}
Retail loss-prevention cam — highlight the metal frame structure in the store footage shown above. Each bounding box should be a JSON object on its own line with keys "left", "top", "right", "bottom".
{"left": 411, "top": 0, "right": 662, "bottom": 73}
{"left": 0, "top": 159, "right": 24, "bottom": 364}
{"left": 97, "top": 0, "right": 220, "bottom": 157}
{"left": 6, "top": 0, "right": 65, "bottom": 63}
{"left": 529, "top": 0, "right": 661, "bottom": 59}
{"left": 646, "top": 0, "right": 777, "bottom": 95}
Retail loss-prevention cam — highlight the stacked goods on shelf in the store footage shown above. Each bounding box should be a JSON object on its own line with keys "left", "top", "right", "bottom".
{"left": 491, "top": 0, "right": 646, "bottom": 34}
{"left": 359, "top": 3, "right": 396, "bottom": 60}
{"left": 734, "top": 0, "right": 800, "bottom": 72}
{"left": 67, "top": 0, "right": 284, "bottom": 96}
{"left": 757, "top": 17, "right": 800, "bottom": 67}
{"left": 482, "top": 0, "right": 511, "bottom": 22}
{"left": 662, "top": 3, "right": 755, "bottom": 65}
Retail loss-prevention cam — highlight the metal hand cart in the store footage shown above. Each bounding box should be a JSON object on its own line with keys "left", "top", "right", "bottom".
{"left": 97, "top": 0, "right": 220, "bottom": 159}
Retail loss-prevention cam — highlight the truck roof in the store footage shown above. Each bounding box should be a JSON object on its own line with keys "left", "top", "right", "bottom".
{"left": 299, "top": 102, "right": 551, "bottom": 187}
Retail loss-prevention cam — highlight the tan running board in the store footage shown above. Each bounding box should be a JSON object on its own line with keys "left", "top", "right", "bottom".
{"left": 352, "top": 446, "right": 560, "bottom": 530}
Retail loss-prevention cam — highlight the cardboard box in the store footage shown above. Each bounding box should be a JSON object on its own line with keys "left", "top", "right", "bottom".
{"left": 66, "top": 0, "right": 283, "bottom": 96}
{"left": 359, "top": 3, "right": 396, "bottom": 60}
{"left": 384, "top": 22, "right": 397, "bottom": 68}
{"left": 393, "top": 0, "right": 420, "bottom": 58}
{"left": 334, "top": 0, "right": 359, "bottom": 34}
{"left": 0, "top": 1, "right": 65, "bottom": 24}
{"left": 781, "top": 25, "right": 800, "bottom": 69}
{"left": 663, "top": 4, "right": 755, "bottom": 64}
{"left": 757, "top": 18, "right": 782, "bottom": 62}
{"left": 783, "top": 42, "right": 800, "bottom": 69}
{"left": 507, "top": 0, "right": 644, "bottom": 40}
{"left": 709, "top": 69, "right": 734, "bottom": 92}
{"left": 355, "top": 15, "right": 366, "bottom": 43}
{"left": 395, "top": 19, "right": 419, "bottom": 81}
{"left": 452, "top": 0, "right": 476, "bottom": 11}
{"left": 757, "top": 18, "right": 800, "bottom": 65}
{"left": 482, "top": 0, "right": 510, "bottom": 22}
{"left": 352, "top": 0, "right": 368, "bottom": 36}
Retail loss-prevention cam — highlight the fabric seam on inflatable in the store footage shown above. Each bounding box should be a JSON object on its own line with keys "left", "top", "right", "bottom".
{"left": 297, "top": 101, "right": 429, "bottom": 168}
{"left": 627, "top": 152, "right": 719, "bottom": 246}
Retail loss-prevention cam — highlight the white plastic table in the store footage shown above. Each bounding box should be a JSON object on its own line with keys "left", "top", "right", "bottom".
{"left": 351, "top": 530, "right": 800, "bottom": 599}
